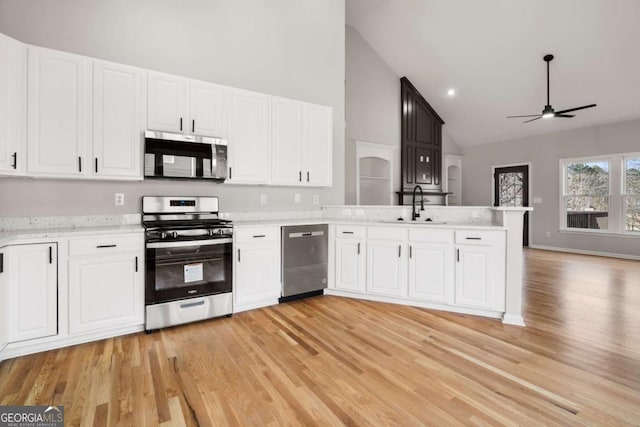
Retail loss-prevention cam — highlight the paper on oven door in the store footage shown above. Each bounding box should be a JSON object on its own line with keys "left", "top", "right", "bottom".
{"left": 184, "top": 263, "right": 204, "bottom": 283}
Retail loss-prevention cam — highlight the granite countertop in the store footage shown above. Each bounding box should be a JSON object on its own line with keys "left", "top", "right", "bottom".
{"left": 234, "top": 218, "right": 506, "bottom": 230}
{"left": 0, "top": 224, "right": 144, "bottom": 246}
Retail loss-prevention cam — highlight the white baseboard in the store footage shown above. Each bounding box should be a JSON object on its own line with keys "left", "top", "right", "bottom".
{"left": 502, "top": 314, "right": 526, "bottom": 326}
{"left": 529, "top": 244, "right": 640, "bottom": 261}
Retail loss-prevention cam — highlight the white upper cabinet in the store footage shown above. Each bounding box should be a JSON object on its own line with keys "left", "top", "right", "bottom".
{"left": 226, "top": 88, "right": 271, "bottom": 184}
{"left": 271, "top": 97, "right": 303, "bottom": 185}
{"left": 190, "top": 80, "right": 226, "bottom": 137}
{"left": 270, "top": 99, "right": 333, "bottom": 187}
{"left": 303, "top": 103, "right": 332, "bottom": 186}
{"left": 147, "top": 71, "right": 188, "bottom": 133}
{"left": 93, "top": 60, "right": 145, "bottom": 179}
{"left": 148, "top": 71, "right": 226, "bottom": 138}
{"left": 0, "top": 33, "right": 26, "bottom": 175}
{"left": 27, "top": 46, "right": 89, "bottom": 176}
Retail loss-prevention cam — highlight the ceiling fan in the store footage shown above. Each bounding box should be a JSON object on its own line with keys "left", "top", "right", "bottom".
{"left": 507, "top": 54, "right": 596, "bottom": 123}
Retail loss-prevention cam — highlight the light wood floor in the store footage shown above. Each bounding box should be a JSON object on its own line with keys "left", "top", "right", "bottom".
{"left": 1, "top": 248, "right": 640, "bottom": 426}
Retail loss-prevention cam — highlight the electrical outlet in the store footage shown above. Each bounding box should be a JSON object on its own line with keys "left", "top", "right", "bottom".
{"left": 533, "top": 197, "right": 543, "bottom": 204}
{"left": 545, "top": 231, "right": 551, "bottom": 238}
{"left": 355, "top": 209, "right": 365, "bottom": 216}
{"left": 260, "top": 194, "right": 268, "bottom": 205}
{"left": 313, "top": 195, "right": 320, "bottom": 205}
{"left": 294, "top": 193, "right": 301, "bottom": 204}
{"left": 342, "top": 208, "right": 352, "bottom": 217}
{"left": 114, "top": 193, "right": 125, "bottom": 206}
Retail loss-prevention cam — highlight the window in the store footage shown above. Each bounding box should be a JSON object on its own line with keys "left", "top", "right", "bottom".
{"left": 563, "top": 160, "right": 609, "bottom": 230}
{"left": 624, "top": 156, "right": 640, "bottom": 231}
{"left": 560, "top": 153, "right": 640, "bottom": 235}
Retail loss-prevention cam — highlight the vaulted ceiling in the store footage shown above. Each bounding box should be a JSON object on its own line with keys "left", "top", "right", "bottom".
{"left": 347, "top": 0, "right": 640, "bottom": 146}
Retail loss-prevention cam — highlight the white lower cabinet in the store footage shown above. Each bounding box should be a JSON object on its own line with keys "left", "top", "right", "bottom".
{"left": 6, "top": 243, "right": 58, "bottom": 343}
{"left": 68, "top": 234, "right": 144, "bottom": 335}
{"left": 454, "top": 231, "right": 506, "bottom": 311}
{"left": 68, "top": 252, "right": 143, "bottom": 335}
{"left": 234, "top": 227, "right": 281, "bottom": 312}
{"left": 365, "top": 227, "right": 408, "bottom": 298}
{"left": 407, "top": 229, "right": 454, "bottom": 304}
{"left": 331, "top": 225, "right": 507, "bottom": 318}
{"left": 0, "top": 248, "right": 7, "bottom": 354}
{"left": 333, "top": 226, "right": 366, "bottom": 293}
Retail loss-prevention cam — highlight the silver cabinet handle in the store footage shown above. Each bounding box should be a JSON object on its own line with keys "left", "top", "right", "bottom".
{"left": 398, "top": 245, "right": 402, "bottom": 258}
{"left": 409, "top": 245, "right": 412, "bottom": 259}
{"left": 238, "top": 248, "right": 241, "bottom": 262}
{"left": 342, "top": 231, "right": 354, "bottom": 234}
{"left": 252, "top": 235, "right": 266, "bottom": 238}
{"left": 357, "top": 242, "right": 360, "bottom": 255}
{"left": 466, "top": 237, "right": 482, "bottom": 240}
{"left": 96, "top": 244, "right": 117, "bottom": 248}
{"left": 135, "top": 256, "right": 138, "bottom": 272}
{"left": 457, "top": 248, "right": 460, "bottom": 262}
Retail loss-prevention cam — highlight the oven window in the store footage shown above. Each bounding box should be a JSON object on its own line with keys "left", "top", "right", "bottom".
{"left": 155, "top": 244, "right": 227, "bottom": 291}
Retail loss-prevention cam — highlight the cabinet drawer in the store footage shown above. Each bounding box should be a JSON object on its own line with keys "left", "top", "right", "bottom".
{"left": 335, "top": 225, "right": 365, "bottom": 239}
{"left": 367, "top": 227, "right": 407, "bottom": 241}
{"left": 409, "top": 229, "right": 453, "bottom": 243}
{"left": 69, "top": 233, "right": 143, "bottom": 256}
{"left": 455, "top": 230, "right": 504, "bottom": 246}
{"left": 235, "top": 227, "right": 280, "bottom": 244}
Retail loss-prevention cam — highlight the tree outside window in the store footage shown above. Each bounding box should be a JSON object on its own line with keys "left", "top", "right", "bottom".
{"left": 625, "top": 157, "right": 640, "bottom": 231}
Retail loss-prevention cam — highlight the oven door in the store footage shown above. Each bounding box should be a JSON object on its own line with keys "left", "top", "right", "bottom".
{"left": 145, "top": 238, "right": 232, "bottom": 304}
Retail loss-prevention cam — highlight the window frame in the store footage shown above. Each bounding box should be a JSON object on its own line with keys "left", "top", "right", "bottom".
{"left": 623, "top": 153, "right": 640, "bottom": 232}
{"left": 559, "top": 153, "right": 640, "bottom": 236}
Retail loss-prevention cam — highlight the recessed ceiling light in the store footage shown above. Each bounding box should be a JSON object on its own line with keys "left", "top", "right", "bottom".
{"left": 447, "top": 89, "right": 456, "bottom": 97}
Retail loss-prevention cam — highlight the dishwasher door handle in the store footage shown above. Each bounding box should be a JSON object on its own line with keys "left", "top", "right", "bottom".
{"left": 288, "top": 231, "right": 325, "bottom": 238}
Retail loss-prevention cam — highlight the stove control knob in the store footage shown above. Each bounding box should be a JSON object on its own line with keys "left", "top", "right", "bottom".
{"left": 160, "top": 231, "right": 167, "bottom": 240}
{"left": 208, "top": 229, "right": 216, "bottom": 237}
{"left": 171, "top": 231, "right": 178, "bottom": 239}
{"left": 218, "top": 229, "right": 225, "bottom": 235}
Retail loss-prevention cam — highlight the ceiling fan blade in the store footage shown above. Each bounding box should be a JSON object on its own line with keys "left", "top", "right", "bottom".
{"left": 554, "top": 114, "right": 575, "bottom": 118}
{"left": 554, "top": 104, "right": 597, "bottom": 115}
{"left": 523, "top": 117, "right": 542, "bottom": 123}
{"left": 507, "top": 114, "right": 541, "bottom": 118}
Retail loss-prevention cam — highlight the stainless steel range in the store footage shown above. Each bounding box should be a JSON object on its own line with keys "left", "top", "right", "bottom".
{"left": 142, "top": 196, "right": 233, "bottom": 330}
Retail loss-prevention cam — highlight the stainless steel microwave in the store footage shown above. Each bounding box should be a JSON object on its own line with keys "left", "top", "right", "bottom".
{"left": 144, "top": 131, "right": 227, "bottom": 181}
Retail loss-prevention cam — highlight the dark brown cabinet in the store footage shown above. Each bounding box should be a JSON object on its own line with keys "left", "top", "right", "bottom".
{"left": 399, "top": 77, "right": 447, "bottom": 204}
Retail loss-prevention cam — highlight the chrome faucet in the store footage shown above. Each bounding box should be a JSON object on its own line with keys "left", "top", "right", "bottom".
{"left": 411, "top": 185, "right": 424, "bottom": 221}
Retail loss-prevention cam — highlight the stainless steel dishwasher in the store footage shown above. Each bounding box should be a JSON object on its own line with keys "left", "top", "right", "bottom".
{"left": 281, "top": 224, "right": 328, "bottom": 301}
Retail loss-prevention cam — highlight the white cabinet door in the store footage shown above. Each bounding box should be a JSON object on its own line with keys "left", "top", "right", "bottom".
{"left": 226, "top": 88, "right": 270, "bottom": 184}
{"left": 27, "top": 46, "right": 89, "bottom": 176}
{"left": 334, "top": 238, "right": 365, "bottom": 292}
{"left": 408, "top": 242, "right": 452, "bottom": 304}
{"left": 147, "top": 71, "right": 188, "bottom": 133}
{"left": 190, "top": 80, "right": 226, "bottom": 137}
{"left": 68, "top": 253, "right": 143, "bottom": 335}
{"left": 0, "top": 249, "right": 8, "bottom": 354}
{"left": 271, "top": 97, "right": 303, "bottom": 185}
{"left": 455, "top": 245, "right": 495, "bottom": 310}
{"left": 366, "top": 240, "right": 407, "bottom": 298}
{"left": 303, "top": 103, "right": 332, "bottom": 186}
{"left": 93, "top": 60, "right": 145, "bottom": 179}
{"left": 0, "top": 33, "right": 26, "bottom": 175}
{"left": 234, "top": 242, "right": 280, "bottom": 311}
{"left": 7, "top": 243, "right": 57, "bottom": 343}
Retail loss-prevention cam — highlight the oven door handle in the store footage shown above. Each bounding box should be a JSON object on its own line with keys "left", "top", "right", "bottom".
{"left": 146, "top": 238, "right": 232, "bottom": 249}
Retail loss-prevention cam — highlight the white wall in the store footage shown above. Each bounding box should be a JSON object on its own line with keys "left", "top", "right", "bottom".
{"left": 461, "top": 118, "right": 640, "bottom": 256}
{"left": 0, "top": 0, "right": 345, "bottom": 216}
{"left": 345, "top": 25, "right": 460, "bottom": 204}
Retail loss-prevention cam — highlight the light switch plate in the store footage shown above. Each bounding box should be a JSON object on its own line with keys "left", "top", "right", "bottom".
{"left": 260, "top": 194, "right": 268, "bottom": 205}
{"left": 115, "top": 193, "right": 125, "bottom": 206}
{"left": 313, "top": 195, "right": 320, "bottom": 205}
{"left": 533, "top": 197, "right": 542, "bottom": 204}
{"left": 294, "top": 193, "right": 301, "bottom": 204}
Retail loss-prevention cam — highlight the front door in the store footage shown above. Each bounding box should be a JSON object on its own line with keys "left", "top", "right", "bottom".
{"left": 494, "top": 165, "right": 529, "bottom": 246}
